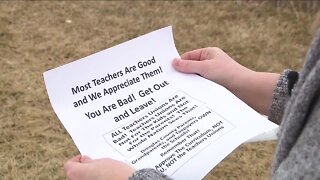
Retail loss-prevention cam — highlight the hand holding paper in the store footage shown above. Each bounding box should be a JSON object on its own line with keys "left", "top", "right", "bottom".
{"left": 44, "top": 26, "right": 278, "bottom": 179}
{"left": 172, "top": 47, "right": 279, "bottom": 116}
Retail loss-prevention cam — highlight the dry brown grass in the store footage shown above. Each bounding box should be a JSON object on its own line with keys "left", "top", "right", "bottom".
{"left": 0, "top": 1, "right": 317, "bottom": 180}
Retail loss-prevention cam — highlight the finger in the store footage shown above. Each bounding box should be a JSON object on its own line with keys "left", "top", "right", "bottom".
{"left": 64, "top": 162, "right": 86, "bottom": 180}
{"left": 172, "top": 58, "right": 208, "bottom": 76}
{"left": 181, "top": 48, "right": 215, "bottom": 61}
{"left": 64, "top": 159, "right": 91, "bottom": 179}
{"left": 180, "top": 48, "right": 206, "bottom": 61}
{"left": 64, "top": 160, "right": 81, "bottom": 178}
{"left": 80, "top": 155, "right": 93, "bottom": 163}
{"left": 67, "top": 155, "right": 82, "bottom": 163}
{"left": 64, "top": 155, "right": 82, "bottom": 177}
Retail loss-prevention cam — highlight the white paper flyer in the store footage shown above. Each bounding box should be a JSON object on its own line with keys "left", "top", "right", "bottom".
{"left": 43, "top": 26, "right": 278, "bottom": 179}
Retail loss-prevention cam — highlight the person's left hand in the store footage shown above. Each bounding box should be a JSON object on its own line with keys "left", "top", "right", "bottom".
{"left": 64, "top": 155, "right": 135, "bottom": 180}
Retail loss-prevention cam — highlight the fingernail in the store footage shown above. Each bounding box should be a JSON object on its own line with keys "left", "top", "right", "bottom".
{"left": 80, "top": 155, "right": 92, "bottom": 163}
{"left": 172, "top": 58, "right": 180, "bottom": 65}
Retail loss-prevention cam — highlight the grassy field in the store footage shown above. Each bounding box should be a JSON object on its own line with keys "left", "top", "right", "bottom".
{"left": 0, "top": 1, "right": 317, "bottom": 180}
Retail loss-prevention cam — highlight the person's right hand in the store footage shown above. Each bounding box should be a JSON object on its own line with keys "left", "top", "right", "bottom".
{"left": 172, "top": 47, "right": 279, "bottom": 116}
{"left": 172, "top": 47, "right": 253, "bottom": 92}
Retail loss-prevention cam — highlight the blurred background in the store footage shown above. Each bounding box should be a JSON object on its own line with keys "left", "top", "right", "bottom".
{"left": 0, "top": 1, "right": 318, "bottom": 179}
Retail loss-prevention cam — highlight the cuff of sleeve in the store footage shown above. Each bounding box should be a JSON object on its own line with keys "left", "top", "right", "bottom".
{"left": 129, "top": 168, "right": 172, "bottom": 180}
{"left": 268, "top": 69, "right": 297, "bottom": 124}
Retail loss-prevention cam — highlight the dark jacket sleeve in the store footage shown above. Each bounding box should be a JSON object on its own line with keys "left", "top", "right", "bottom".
{"left": 129, "top": 168, "right": 172, "bottom": 180}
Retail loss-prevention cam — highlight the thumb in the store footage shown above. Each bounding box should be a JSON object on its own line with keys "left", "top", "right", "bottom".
{"left": 172, "top": 58, "right": 208, "bottom": 76}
